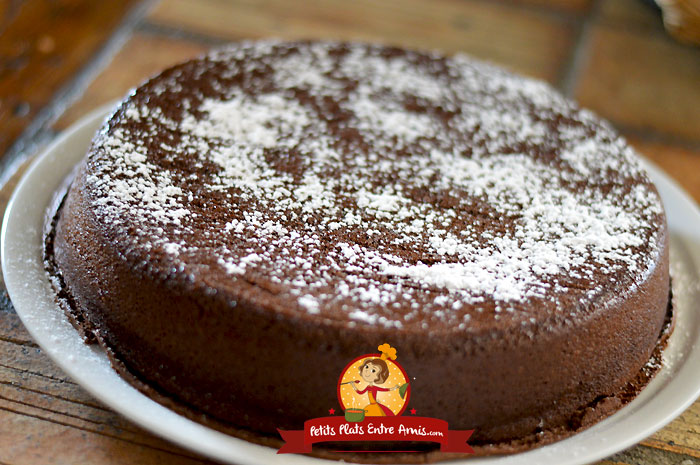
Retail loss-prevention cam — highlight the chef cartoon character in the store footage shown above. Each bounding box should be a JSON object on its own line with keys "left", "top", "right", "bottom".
{"left": 350, "top": 346, "right": 402, "bottom": 416}
{"left": 338, "top": 343, "right": 411, "bottom": 417}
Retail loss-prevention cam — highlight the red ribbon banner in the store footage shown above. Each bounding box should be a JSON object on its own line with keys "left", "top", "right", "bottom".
{"left": 278, "top": 416, "right": 474, "bottom": 454}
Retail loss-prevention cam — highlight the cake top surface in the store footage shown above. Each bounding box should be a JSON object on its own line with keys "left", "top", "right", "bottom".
{"left": 83, "top": 40, "right": 665, "bottom": 333}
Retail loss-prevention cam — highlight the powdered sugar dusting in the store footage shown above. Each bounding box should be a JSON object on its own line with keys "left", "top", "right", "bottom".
{"left": 83, "top": 40, "right": 665, "bottom": 329}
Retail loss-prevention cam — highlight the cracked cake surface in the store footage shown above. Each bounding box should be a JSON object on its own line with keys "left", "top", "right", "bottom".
{"left": 45, "top": 40, "right": 671, "bottom": 460}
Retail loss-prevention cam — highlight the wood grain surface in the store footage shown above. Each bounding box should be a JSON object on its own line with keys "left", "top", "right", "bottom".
{"left": 1, "top": 0, "right": 699, "bottom": 464}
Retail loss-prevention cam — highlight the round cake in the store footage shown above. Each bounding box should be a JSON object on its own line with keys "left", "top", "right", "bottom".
{"left": 45, "top": 40, "right": 672, "bottom": 459}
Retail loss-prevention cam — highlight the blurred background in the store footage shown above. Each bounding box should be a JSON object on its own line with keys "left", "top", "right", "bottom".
{"left": 0, "top": 1, "right": 699, "bottom": 464}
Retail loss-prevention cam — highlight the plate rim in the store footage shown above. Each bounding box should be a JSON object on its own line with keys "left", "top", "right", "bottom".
{"left": 3, "top": 104, "right": 700, "bottom": 465}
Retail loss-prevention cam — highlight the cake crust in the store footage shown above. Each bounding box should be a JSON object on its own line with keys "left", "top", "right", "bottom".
{"left": 45, "top": 40, "right": 672, "bottom": 459}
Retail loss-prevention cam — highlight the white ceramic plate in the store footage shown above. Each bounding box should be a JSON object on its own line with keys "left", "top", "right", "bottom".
{"left": 3, "top": 103, "right": 700, "bottom": 465}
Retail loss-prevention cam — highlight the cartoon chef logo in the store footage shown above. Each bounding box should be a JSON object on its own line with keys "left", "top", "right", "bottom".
{"left": 337, "top": 343, "right": 410, "bottom": 422}
{"left": 278, "top": 343, "right": 474, "bottom": 454}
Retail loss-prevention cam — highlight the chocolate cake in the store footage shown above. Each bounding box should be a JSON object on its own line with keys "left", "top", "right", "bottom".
{"left": 44, "top": 40, "right": 672, "bottom": 460}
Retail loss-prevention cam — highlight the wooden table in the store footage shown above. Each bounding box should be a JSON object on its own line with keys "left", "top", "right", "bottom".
{"left": 1, "top": 0, "right": 699, "bottom": 463}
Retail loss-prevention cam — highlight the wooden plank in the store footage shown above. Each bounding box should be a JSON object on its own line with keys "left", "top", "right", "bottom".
{"left": 0, "top": 363, "right": 109, "bottom": 411}
{"left": 505, "top": 0, "right": 593, "bottom": 14}
{"left": 0, "top": 0, "right": 139, "bottom": 160}
{"left": 147, "top": 0, "right": 576, "bottom": 83}
{"left": 607, "top": 444, "right": 699, "bottom": 464}
{"left": 643, "top": 437, "right": 700, "bottom": 459}
{"left": 642, "top": 400, "right": 700, "bottom": 458}
{"left": 0, "top": 407, "right": 213, "bottom": 465}
{"left": 0, "top": 339, "right": 76, "bottom": 384}
{"left": 0, "top": 378, "right": 208, "bottom": 457}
